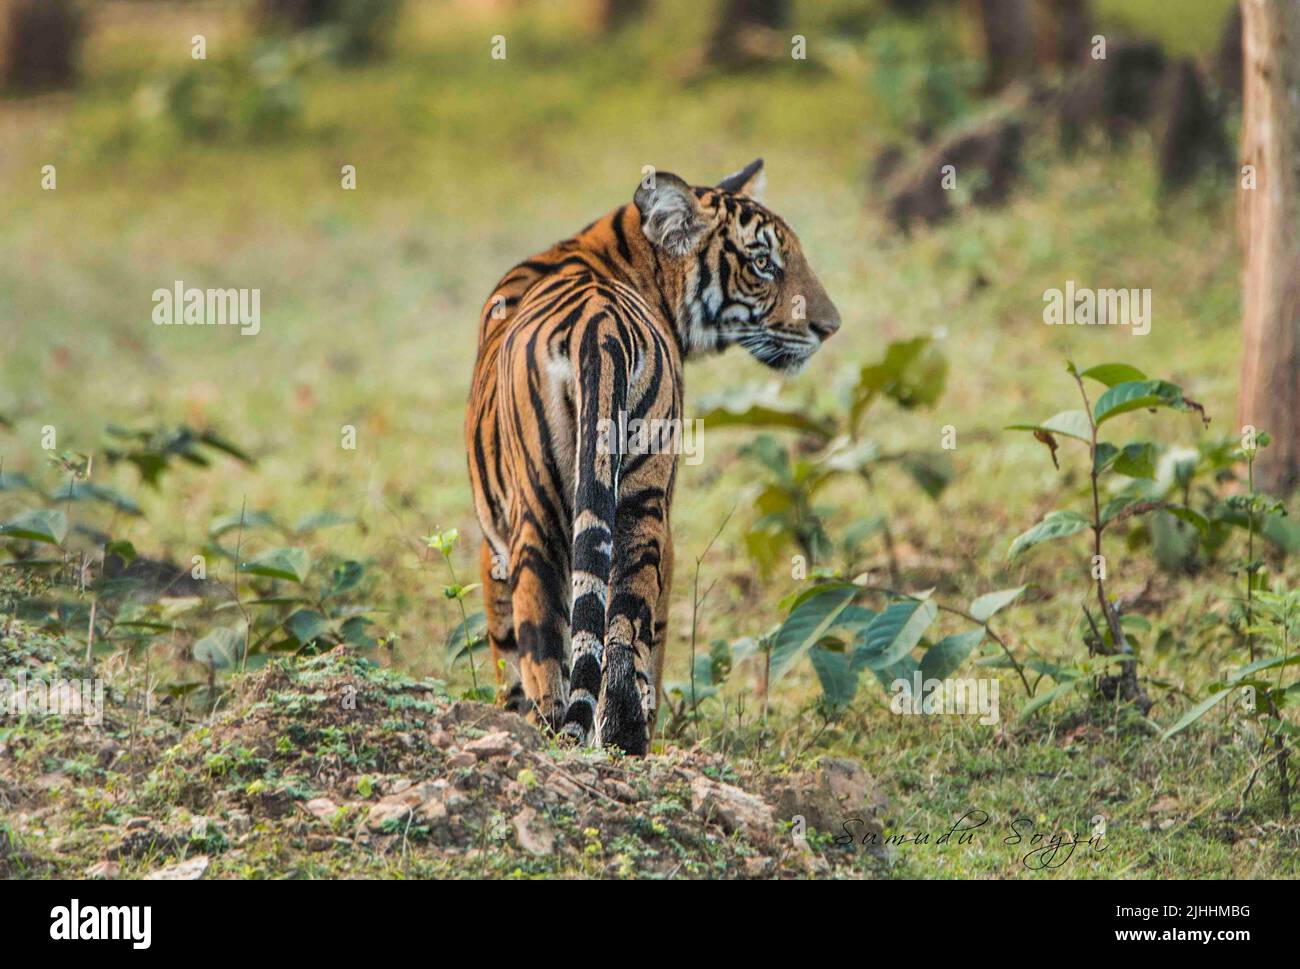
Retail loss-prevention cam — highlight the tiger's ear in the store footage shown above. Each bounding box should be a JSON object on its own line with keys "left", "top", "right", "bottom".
{"left": 634, "top": 171, "right": 707, "bottom": 257}
{"left": 717, "top": 158, "right": 765, "bottom": 200}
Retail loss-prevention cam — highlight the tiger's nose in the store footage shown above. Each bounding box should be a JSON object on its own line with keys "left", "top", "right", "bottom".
{"left": 810, "top": 314, "right": 841, "bottom": 341}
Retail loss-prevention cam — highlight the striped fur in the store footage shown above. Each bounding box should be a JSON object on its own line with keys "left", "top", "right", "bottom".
{"left": 464, "top": 160, "right": 840, "bottom": 754}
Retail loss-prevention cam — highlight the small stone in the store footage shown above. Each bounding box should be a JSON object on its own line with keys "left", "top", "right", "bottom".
{"left": 226, "top": 811, "right": 252, "bottom": 834}
{"left": 86, "top": 860, "right": 121, "bottom": 880}
{"left": 605, "top": 780, "right": 639, "bottom": 802}
{"left": 464, "top": 730, "right": 517, "bottom": 758}
{"left": 304, "top": 797, "right": 339, "bottom": 821}
{"left": 125, "top": 816, "right": 151, "bottom": 831}
{"left": 417, "top": 799, "right": 448, "bottom": 823}
{"left": 145, "top": 855, "right": 209, "bottom": 881}
{"left": 512, "top": 806, "right": 555, "bottom": 856}
{"left": 546, "top": 773, "right": 584, "bottom": 800}
{"left": 446, "top": 751, "right": 477, "bottom": 769}
{"left": 388, "top": 778, "right": 414, "bottom": 795}
{"left": 367, "top": 800, "right": 413, "bottom": 830}
{"left": 690, "top": 776, "right": 776, "bottom": 845}
{"left": 429, "top": 729, "right": 453, "bottom": 747}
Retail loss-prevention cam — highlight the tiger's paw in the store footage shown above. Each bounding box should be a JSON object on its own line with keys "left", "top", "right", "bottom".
{"left": 501, "top": 682, "right": 529, "bottom": 716}
{"left": 597, "top": 649, "right": 648, "bottom": 756}
{"left": 558, "top": 694, "right": 596, "bottom": 747}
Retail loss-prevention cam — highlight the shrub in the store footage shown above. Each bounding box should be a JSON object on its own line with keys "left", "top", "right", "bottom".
{"left": 255, "top": 0, "right": 402, "bottom": 63}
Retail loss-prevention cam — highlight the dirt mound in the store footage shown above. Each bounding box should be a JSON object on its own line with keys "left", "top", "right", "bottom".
{"left": 2, "top": 645, "right": 887, "bottom": 878}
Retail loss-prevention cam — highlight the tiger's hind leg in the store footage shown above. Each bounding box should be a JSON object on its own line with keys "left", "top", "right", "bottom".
{"left": 646, "top": 530, "right": 672, "bottom": 748}
{"left": 507, "top": 525, "right": 570, "bottom": 732}
{"left": 479, "top": 539, "right": 526, "bottom": 714}
{"left": 596, "top": 452, "right": 675, "bottom": 756}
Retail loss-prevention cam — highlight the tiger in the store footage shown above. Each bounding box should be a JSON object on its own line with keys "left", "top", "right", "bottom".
{"left": 464, "top": 159, "right": 840, "bottom": 755}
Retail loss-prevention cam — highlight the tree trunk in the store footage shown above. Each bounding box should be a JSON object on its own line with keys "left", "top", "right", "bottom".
{"left": 1238, "top": 0, "right": 1300, "bottom": 494}
{"left": 977, "top": 0, "right": 1036, "bottom": 92}
{"left": 1051, "top": 0, "right": 1093, "bottom": 68}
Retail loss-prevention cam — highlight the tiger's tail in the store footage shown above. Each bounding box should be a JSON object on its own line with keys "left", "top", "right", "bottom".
{"left": 560, "top": 319, "right": 626, "bottom": 744}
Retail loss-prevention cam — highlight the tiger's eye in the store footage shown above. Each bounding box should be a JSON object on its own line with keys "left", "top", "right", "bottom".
{"left": 751, "top": 253, "right": 771, "bottom": 273}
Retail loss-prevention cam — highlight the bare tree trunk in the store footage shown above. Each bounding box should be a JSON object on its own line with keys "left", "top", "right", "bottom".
{"left": 1051, "top": 0, "right": 1092, "bottom": 67}
{"left": 1238, "top": 0, "right": 1300, "bottom": 494}
{"left": 977, "top": 0, "right": 1036, "bottom": 92}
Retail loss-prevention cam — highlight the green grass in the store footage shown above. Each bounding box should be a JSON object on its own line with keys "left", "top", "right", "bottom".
{"left": 0, "top": 0, "right": 1295, "bottom": 878}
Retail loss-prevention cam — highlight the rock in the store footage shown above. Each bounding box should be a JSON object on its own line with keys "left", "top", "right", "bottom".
{"left": 388, "top": 778, "right": 414, "bottom": 795}
{"left": 226, "top": 811, "right": 252, "bottom": 834}
{"left": 604, "top": 779, "right": 639, "bottom": 803}
{"left": 545, "top": 772, "right": 584, "bottom": 801}
{"left": 303, "top": 797, "right": 339, "bottom": 821}
{"left": 86, "top": 860, "right": 119, "bottom": 880}
{"left": 417, "top": 798, "right": 448, "bottom": 823}
{"left": 512, "top": 806, "right": 555, "bottom": 856}
{"left": 145, "top": 855, "right": 209, "bottom": 880}
{"left": 446, "top": 751, "right": 477, "bottom": 769}
{"left": 771, "top": 758, "right": 886, "bottom": 849}
{"left": 366, "top": 800, "right": 413, "bottom": 830}
{"left": 690, "top": 776, "right": 776, "bottom": 844}
{"left": 464, "top": 730, "right": 517, "bottom": 758}
{"left": 125, "top": 816, "right": 152, "bottom": 831}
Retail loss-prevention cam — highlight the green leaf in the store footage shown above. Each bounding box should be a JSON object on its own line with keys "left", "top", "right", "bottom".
{"left": 871, "top": 653, "right": 920, "bottom": 691}
{"left": 287, "top": 609, "right": 331, "bottom": 644}
{"left": 1093, "top": 380, "right": 1187, "bottom": 425}
{"left": 446, "top": 611, "right": 487, "bottom": 663}
{"left": 919, "top": 629, "right": 984, "bottom": 681}
{"left": 193, "top": 626, "right": 244, "bottom": 669}
{"left": 810, "top": 645, "right": 860, "bottom": 710}
{"left": 0, "top": 509, "right": 68, "bottom": 546}
{"left": 239, "top": 547, "right": 311, "bottom": 583}
{"left": 1008, "top": 510, "right": 1090, "bottom": 559}
{"left": 1018, "top": 679, "right": 1081, "bottom": 720}
{"left": 210, "top": 509, "right": 279, "bottom": 539}
{"left": 1229, "top": 655, "right": 1300, "bottom": 682}
{"left": 340, "top": 616, "right": 378, "bottom": 649}
{"left": 898, "top": 451, "right": 954, "bottom": 500}
{"left": 770, "top": 583, "right": 859, "bottom": 681}
{"left": 1166, "top": 506, "right": 1210, "bottom": 536}
{"left": 50, "top": 480, "right": 143, "bottom": 515}
{"left": 851, "top": 337, "right": 947, "bottom": 431}
{"left": 1093, "top": 442, "right": 1118, "bottom": 473}
{"left": 1080, "top": 363, "right": 1147, "bottom": 387}
{"left": 1112, "top": 443, "right": 1157, "bottom": 479}
{"left": 969, "top": 586, "right": 1025, "bottom": 623}
{"left": 1006, "top": 409, "right": 1092, "bottom": 443}
{"left": 854, "top": 598, "right": 938, "bottom": 671}
{"left": 328, "top": 560, "right": 365, "bottom": 596}
{"left": 697, "top": 387, "right": 835, "bottom": 441}
{"left": 293, "top": 511, "right": 352, "bottom": 534}
{"left": 1161, "top": 687, "right": 1237, "bottom": 740}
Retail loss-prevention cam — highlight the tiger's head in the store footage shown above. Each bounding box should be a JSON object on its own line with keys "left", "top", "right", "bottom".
{"left": 632, "top": 158, "right": 840, "bottom": 375}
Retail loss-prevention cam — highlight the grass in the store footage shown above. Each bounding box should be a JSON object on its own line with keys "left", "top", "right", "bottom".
{"left": 0, "top": 0, "right": 1294, "bottom": 878}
